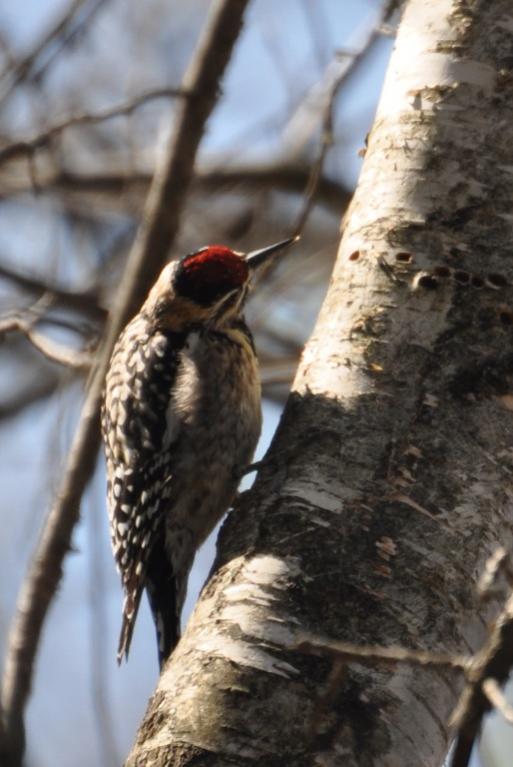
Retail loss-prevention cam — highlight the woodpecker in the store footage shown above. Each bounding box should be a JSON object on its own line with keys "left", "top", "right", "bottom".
{"left": 101, "top": 237, "right": 296, "bottom": 667}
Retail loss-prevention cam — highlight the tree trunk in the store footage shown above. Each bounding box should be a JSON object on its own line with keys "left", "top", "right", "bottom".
{"left": 126, "top": 1, "right": 513, "bottom": 765}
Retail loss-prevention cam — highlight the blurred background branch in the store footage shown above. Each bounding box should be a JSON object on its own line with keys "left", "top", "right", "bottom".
{"left": 0, "top": 0, "right": 108, "bottom": 105}
{"left": 0, "top": 86, "right": 188, "bottom": 165}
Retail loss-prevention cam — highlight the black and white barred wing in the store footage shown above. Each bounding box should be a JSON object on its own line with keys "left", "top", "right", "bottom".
{"left": 101, "top": 317, "right": 184, "bottom": 661}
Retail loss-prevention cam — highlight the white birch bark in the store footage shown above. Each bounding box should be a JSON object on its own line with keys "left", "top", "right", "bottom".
{"left": 127, "top": 1, "right": 513, "bottom": 764}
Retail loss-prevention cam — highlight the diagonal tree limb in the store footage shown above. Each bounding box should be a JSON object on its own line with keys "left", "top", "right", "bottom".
{"left": 0, "top": 2, "right": 250, "bottom": 765}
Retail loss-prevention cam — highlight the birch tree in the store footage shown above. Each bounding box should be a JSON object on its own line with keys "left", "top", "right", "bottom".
{"left": 127, "top": 1, "right": 513, "bottom": 765}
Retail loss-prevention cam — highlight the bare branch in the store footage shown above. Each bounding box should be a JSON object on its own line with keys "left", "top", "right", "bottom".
{"left": 0, "top": 162, "right": 350, "bottom": 216}
{"left": 196, "top": 163, "right": 350, "bottom": 212}
{"left": 0, "top": 0, "right": 107, "bottom": 105}
{"left": 0, "top": 313, "right": 92, "bottom": 370}
{"left": 450, "top": 591, "right": 513, "bottom": 767}
{"left": 478, "top": 546, "right": 513, "bottom": 599}
{"left": 297, "top": 581, "right": 513, "bottom": 767}
{"left": 0, "top": 2, "right": 251, "bottom": 765}
{"left": 292, "top": 60, "right": 348, "bottom": 237}
{"left": 0, "top": 87, "right": 188, "bottom": 165}
{"left": 0, "top": 262, "right": 106, "bottom": 323}
{"left": 296, "top": 636, "right": 470, "bottom": 671}
{"left": 482, "top": 677, "right": 513, "bottom": 726}
{"left": 292, "top": 18, "right": 384, "bottom": 237}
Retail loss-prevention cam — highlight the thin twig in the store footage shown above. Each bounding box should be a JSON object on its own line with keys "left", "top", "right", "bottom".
{"left": 0, "top": 87, "right": 188, "bottom": 165}
{"left": 450, "top": 591, "right": 513, "bottom": 767}
{"left": 0, "top": 262, "right": 106, "bottom": 322}
{"left": 0, "top": 2, "right": 250, "bottom": 765}
{"left": 296, "top": 636, "right": 470, "bottom": 671}
{"left": 0, "top": 313, "right": 92, "bottom": 370}
{"left": 292, "top": 60, "right": 346, "bottom": 237}
{"left": 478, "top": 546, "right": 513, "bottom": 598}
{"left": 0, "top": 0, "right": 106, "bottom": 105}
{"left": 292, "top": 22, "right": 383, "bottom": 237}
{"left": 0, "top": 295, "right": 92, "bottom": 370}
{"left": 482, "top": 678, "right": 513, "bottom": 725}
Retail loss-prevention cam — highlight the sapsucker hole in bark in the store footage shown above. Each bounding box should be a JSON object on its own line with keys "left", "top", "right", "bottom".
{"left": 395, "top": 251, "right": 412, "bottom": 263}
{"left": 487, "top": 273, "right": 509, "bottom": 289}
{"left": 415, "top": 273, "right": 439, "bottom": 291}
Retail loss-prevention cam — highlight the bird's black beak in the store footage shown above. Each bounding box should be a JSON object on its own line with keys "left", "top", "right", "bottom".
{"left": 245, "top": 236, "right": 299, "bottom": 272}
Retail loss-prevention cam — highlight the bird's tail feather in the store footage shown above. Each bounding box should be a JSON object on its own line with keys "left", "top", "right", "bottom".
{"left": 117, "top": 588, "right": 143, "bottom": 664}
{"left": 146, "top": 545, "right": 180, "bottom": 669}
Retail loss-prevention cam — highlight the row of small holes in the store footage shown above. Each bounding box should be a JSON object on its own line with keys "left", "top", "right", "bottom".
{"left": 416, "top": 270, "right": 507, "bottom": 291}
{"left": 347, "top": 251, "right": 509, "bottom": 291}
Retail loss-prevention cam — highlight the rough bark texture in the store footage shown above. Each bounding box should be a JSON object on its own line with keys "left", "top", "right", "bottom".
{"left": 127, "top": 2, "right": 513, "bottom": 765}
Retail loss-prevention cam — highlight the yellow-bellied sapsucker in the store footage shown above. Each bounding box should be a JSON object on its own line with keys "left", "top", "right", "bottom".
{"left": 101, "top": 237, "right": 296, "bottom": 667}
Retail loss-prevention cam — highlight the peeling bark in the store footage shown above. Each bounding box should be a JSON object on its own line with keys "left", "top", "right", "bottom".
{"left": 127, "top": 1, "right": 513, "bottom": 765}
